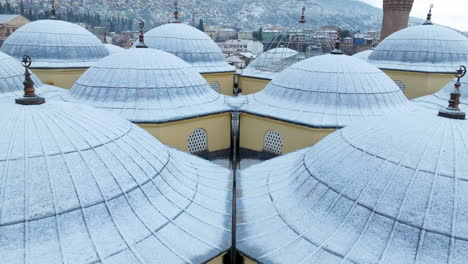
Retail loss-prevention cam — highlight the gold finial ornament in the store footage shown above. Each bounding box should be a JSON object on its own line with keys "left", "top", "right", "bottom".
{"left": 423, "top": 3, "right": 434, "bottom": 25}
{"left": 135, "top": 20, "right": 148, "bottom": 48}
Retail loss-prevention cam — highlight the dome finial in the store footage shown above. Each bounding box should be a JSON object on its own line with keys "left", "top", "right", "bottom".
{"left": 103, "top": 32, "right": 108, "bottom": 44}
{"left": 331, "top": 38, "right": 343, "bottom": 55}
{"left": 423, "top": 3, "right": 434, "bottom": 25}
{"left": 299, "top": 6, "right": 306, "bottom": 24}
{"left": 173, "top": 0, "right": 181, "bottom": 23}
{"left": 438, "top": 65, "right": 466, "bottom": 120}
{"left": 135, "top": 20, "right": 148, "bottom": 48}
{"left": 15, "top": 55, "right": 45, "bottom": 105}
{"left": 50, "top": 0, "right": 57, "bottom": 20}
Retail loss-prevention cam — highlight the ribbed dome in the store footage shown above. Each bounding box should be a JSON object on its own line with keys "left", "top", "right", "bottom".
{"left": 243, "top": 54, "right": 418, "bottom": 127}
{"left": 138, "top": 23, "right": 234, "bottom": 74}
{"left": 0, "top": 101, "right": 232, "bottom": 264}
{"left": 237, "top": 112, "right": 468, "bottom": 264}
{"left": 241, "top": 48, "right": 298, "bottom": 80}
{"left": 0, "top": 51, "right": 64, "bottom": 102}
{"left": 368, "top": 24, "right": 468, "bottom": 73}
{"left": 352, "top": 49, "right": 372, "bottom": 61}
{"left": 415, "top": 76, "right": 468, "bottom": 112}
{"left": 104, "top": 43, "right": 125, "bottom": 54}
{"left": 0, "top": 20, "right": 109, "bottom": 68}
{"left": 62, "top": 48, "right": 230, "bottom": 123}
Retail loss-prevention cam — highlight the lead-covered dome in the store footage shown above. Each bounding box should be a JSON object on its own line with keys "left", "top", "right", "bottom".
{"left": 0, "top": 101, "right": 232, "bottom": 263}
{"left": 237, "top": 112, "right": 468, "bottom": 264}
{"left": 415, "top": 76, "right": 468, "bottom": 112}
{"left": 242, "top": 54, "right": 418, "bottom": 127}
{"left": 368, "top": 24, "right": 468, "bottom": 73}
{"left": 241, "top": 48, "right": 298, "bottom": 80}
{"left": 0, "top": 20, "right": 109, "bottom": 68}
{"left": 61, "top": 48, "right": 230, "bottom": 123}
{"left": 104, "top": 43, "right": 124, "bottom": 54}
{"left": 352, "top": 49, "right": 372, "bottom": 61}
{"left": 138, "top": 23, "right": 234, "bottom": 74}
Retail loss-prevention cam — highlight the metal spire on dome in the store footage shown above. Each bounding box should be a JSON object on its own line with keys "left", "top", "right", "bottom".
{"left": 331, "top": 38, "right": 343, "bottom": 55}
{"left": 299, "top": 6, "right": 306, "bottom": 24}
{"left": 50, "top": 0, "right": 57, "bottom": 20}
{"left": 438, "top": 65, "right": 466, "bottom": 120}
{"left": 423, "top": 3, "right": 434, "bottom": 25}
{"left": 103, "top": 32, "right": 108, "bottom": 44}
{"left": 173, "top": 0, "right": 181, "bottom": 23}
{"left": 135, "top": 20, "right": 148, "bottom": 48}
{"left": 15, "top": 55, "right": 45, "bottom": 105}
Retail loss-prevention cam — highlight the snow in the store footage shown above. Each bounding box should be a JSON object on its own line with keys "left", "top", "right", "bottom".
{"left": 414, "top": 76, "right": 468, "bottom": 112}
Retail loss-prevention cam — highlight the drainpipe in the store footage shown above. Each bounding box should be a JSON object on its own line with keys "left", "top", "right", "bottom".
{"left": 230, "top": 111, "right": 240, "bottom": 263}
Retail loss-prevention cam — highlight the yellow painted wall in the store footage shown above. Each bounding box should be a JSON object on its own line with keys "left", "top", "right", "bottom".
{"left": 138, "top": 113, "right": 231, "bottom": 153}
{"left": 203, "top": 72, "right": 235, "bottom": 96}
{"left": 238, "top": 76, "right": 270, "bottom": 95}
{"left": 240, "top": 113, "right": 336, "bottom": 154}
{"left": 383, "top": 70, "right": 453, "bottom": 99}
{"left": 242, "top": 255, "right": 257, "bottom": 264}
{"left": 205, "top": 254, "right": 225, "bottom": 264}
{"left": 31, "top": 68, "right": 87, "bottom": 89}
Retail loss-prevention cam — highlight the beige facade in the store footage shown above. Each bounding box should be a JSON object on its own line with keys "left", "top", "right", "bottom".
{"left": 240, "top": 113, "right": 336, "bottom": 154}
{"left": 205, "top": 254, "right": 225, "bottom": 264}
{"left": 0, "top": 15, "right": 29, "bottom": 45}
{"left": 383, "top": 69, "right": 453, "bottom": 99}
{"left": 202, "top": 72, "right": 235, "bottom": 95}
{"left": 31, "top": 68, "right": 87, "bottom": 89}
{"left": 238, "top": 76, "right": 270, "bottom": 95}
{"left": 138, "top": 113, "right": 231, "bottom": 153}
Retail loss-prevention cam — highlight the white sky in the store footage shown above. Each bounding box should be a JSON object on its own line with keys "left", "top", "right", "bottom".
{"left": 360, "top": 0, "right": 468, "bottom": 31}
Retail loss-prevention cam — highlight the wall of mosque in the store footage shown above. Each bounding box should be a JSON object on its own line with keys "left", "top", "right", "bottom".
{"left": 138, "top": 113, "right": 231, "bottom": 153}
{"left": 239, "top": 113, "right": 336, "bottom": 154}
{"left": 383, "top": 70, "right": 453, "bottom": 99}
{"left": 31, "top": 68, "right": 87, "bottom": 89}
{"left": 202, "top": 72, "right": 235, "bottom": 96}
{"left": 238, "top": 76, "right": 270, "bottom": 95}
{"left": 205, "top": 254, "right": 225, "bottom": 264}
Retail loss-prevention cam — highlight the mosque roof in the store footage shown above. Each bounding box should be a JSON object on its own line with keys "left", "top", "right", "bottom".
{"left": 0, "top": 20, "right": 109, "bottom": 69}
{"left": 415, "top": 76, "right": 468, "bottom": 112}
{"left": 59, "top": 48, "right": 231, "bottom": 123}
{"left": 241, "top": 54, "right": 418, "bottom": 128}
{"left": 241, "top": 48, "right": 298, "bottom": 80}
{"left": 0, "top": 101, "right": 232, "bottom": 263}
{"left": 237, "top": 111, "right": 468, "bottom": 264}
{"left": 104, "top": 43, "right": 125, "bottom": 54}
{"left": 135, "top": 23, "right": 235, "bottom": 74}
{"left": 368, "top": 24, "right": 468, "bottom": 73}
{"left": 352, "top": 50, "right": 372, "bottom": 61}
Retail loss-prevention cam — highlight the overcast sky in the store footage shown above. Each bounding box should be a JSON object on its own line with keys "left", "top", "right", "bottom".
{"left": 360, "top": 0, "right": 468, "bottom": 31}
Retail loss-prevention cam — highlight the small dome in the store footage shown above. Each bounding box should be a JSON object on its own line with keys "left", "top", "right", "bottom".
{"left": 237, "top": 112, "right": 468, "bottom": 264}
{"left": 0, "top": 101, "right": 232, "bottom": 263}
{"left": 62, "top": 48, "right": 230, "bottom": 123}
{"left": 352, "top": 49, "right": 372, "bottom": 61}
{"left": 137, "top": 23, "right": 234, "bottom": 74}
{"left": 368, "top": 24, "right": 468, "bottom": 73}
{"left": 0, "top": 51, "right": 64, "bottom": 102}
{"left": 415, "top": 76, "right": 468, "bottom": 112}
{"left": 104, "top": 43, "right": 125, "bottom": 54}
{"left": 0, "top": 20, "right": 109, "bottom": 68}
{"left": 243, "top": 54, "right": 418, "bottom": 127}
{"left": 241, "top": 48, "right": 298, "bottom": 80}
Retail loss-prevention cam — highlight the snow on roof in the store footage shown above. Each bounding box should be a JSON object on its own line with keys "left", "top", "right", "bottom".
{"left": 0, "top": 14, "right": 20, "bottom": 24}
{"left": 241, "top": 48, "right": 298, "bottom": 80}
{"left": 135, "top": 23, "right": 235, "bottom": 74}
{"left": 242, "top": 54, "right": 419, "bottom": 128}
{"left": 60, "top": 48, "right": 231, "bottom": 123}
{"left": 368, "top": 24, "right": 468, "bottom": 73}
{"left": 0, "top": 101, "right": 232, "bottom": 264}
{"left": 414, "top": 76, "right": 468, "bottom": 112}
{"left": 237, "top": 112, "right": 468, "bottom": 264}
{"left": 352, "top": 49, "right": 373, "bottom": 61}
{"left": 104, "top": 43, "right": 125, "bottom": 54}
{"left": 0, "top": 20, "right": 109, "bottom": 68}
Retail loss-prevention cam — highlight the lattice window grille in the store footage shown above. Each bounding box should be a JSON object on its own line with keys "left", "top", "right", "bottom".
{"left": 210, "top": 81, "right": 221, "bottom": 93}
{"left": 395, "top": 80, "right": 407, "bottom": 93}
{"left": 188, "top": 128, "right": 207, "bottom": 153}
{"left": 264, "top": 130, "right": 283, "bottom": 154}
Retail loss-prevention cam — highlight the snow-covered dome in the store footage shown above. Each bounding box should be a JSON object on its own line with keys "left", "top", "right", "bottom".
{"left": 0, "top": 20, "right": 109, "bottom": 68}
{"left": 0, "top": 101, "right": 232, "bottom": 263}
{"left": 237, "top": 112, "right": 468, "bottom": 264}
{"left": 368, "top": 24, "right": 468, "bottom": 73}
{"left": 242, "top": 54, "right": 418, "bottom": 127}
{"left": 61, "top": 48, "right": 230, "bottom": 123}
{"left": 241, "top": 48, "right": 298, "bottom": 80}
{"left": 352, "top": 49, "right": 372, "bottom": 61}
{"left": 136, "top": 23, "right": 234, "bottom": 74}
{"left": 104, "top": 43, "right": 124, "bottom": 54}
{"left": 0, "top": 51, "right": 64, "bottom": 103}
{"left": 415, "top": 76, "right": 468, "bottom": 112}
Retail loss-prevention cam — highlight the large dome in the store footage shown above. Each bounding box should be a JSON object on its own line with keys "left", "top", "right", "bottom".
{"left": 237, "top": 112, "right": 468, "bottom": 264}
{"left": 242, "top": 54, "right": 418, "bottom": 127}
{"left": 368, "top": 24, "right": 468, "bottom": 73}
{"left": 352, "top": 49, "right": 372, "bottom": 61}
{"left": 415, "top": 76, "right": 468, "bottom": 112}
{"left": 0, "top": 51, "right": 64, "bottom": 102}
{"left": 138, "top": 23, "right": 234, "bottom": 74}
{"left": 0, "top": 101, "right": 232, "bottom": 263}
{"left": 61, "top": 48, "right": 230, "bottom": 123}
{"left": 0, "top": 20, "right": 109, "bottom": 68}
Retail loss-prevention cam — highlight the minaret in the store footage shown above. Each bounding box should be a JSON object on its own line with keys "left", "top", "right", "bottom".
{"left": 381, "top": 0, "right": 414, "bottom": 40}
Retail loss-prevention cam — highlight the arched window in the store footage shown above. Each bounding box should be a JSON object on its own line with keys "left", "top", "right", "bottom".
{"left": 210, "top": 81, "right": 221, "bottom": 93}
{"left": 188, "top": 128, "right": 207, "bottom": 153}
{"left": 264, "top": 130, "right": 283, "bottom": 154}
{"left": 395, "top": 80, "right": 406, "bottom": 93}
